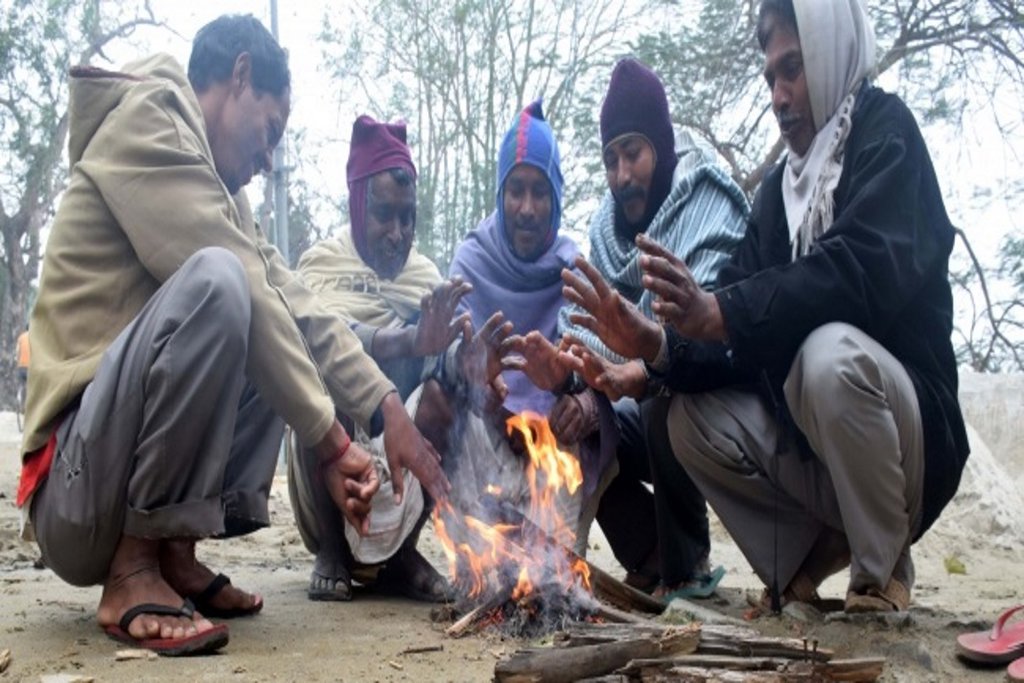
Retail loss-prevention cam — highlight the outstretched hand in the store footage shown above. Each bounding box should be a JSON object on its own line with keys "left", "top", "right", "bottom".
{"left": 413, "top": 277, "right": 473, "bottom": 356}
{"left": 380, "top": 392, "right": 450, "bottom": 504}
{"left": 559, "top": 341, "right": 647, "bottom": 401}
{"left": 500, "top": 331, "right": 571, "bottom": 392}
{"left": 636, "top": 234, "right": 726, "bottom": 341}
{"left": 457, "top": 311, "right": 514, "bottom": 387}
{"left": 561, "top": 256, "right": 663, "bottom": 363}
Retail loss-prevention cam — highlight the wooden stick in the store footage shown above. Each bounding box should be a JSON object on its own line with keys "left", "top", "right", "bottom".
{"left": 446, "top": 587, "right": 512, "bottom": 638}
{"left": 400, "top": 644, "right": 444, "bottom": 655}
{"left": 494, "top": 625, "right": 699, "bottom": 683}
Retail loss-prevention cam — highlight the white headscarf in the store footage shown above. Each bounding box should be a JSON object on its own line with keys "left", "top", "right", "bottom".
{"left": 782, "top": 0, "right": 877, "bottom": 258}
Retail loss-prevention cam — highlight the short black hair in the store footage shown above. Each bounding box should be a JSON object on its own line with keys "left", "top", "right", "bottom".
{"left": 756, "top": 0, "right": 798, "bottom": 51}
{"left": 188, "top": 14, "right": 290, "bottom": 97}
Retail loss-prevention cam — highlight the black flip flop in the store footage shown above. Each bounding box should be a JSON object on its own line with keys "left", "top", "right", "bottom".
{"left": 103, "top": 598, "right": 229, "bottom": 656}
{"left": 190, "top": 573, "right": 263, "bottom": 618}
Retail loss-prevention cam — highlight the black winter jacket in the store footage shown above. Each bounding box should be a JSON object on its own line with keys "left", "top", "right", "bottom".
{"left": 663, "top": 86, "right": 969, "bottom": 536}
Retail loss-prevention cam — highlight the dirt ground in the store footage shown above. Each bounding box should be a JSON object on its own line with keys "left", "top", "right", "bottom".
{"left": 1, "top": 407, "right": 1021, "bottom": 683}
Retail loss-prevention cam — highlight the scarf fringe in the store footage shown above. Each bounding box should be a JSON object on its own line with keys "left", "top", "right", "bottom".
{"left": 792, "top": 93, "right": 857, "bottom": 259}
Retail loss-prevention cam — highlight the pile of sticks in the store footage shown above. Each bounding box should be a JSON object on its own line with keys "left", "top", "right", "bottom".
{"left": 439, "top": 497, "right": 884, "bottom": 680}
{"left": 494, "top": 620, "right": 886, "bottom": 682}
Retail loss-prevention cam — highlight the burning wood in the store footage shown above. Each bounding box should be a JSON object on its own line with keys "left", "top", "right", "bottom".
{"left": 434, "top": 412, "right": 608, "bottom": 636}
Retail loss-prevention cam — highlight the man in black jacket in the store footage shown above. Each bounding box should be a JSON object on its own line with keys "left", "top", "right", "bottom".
{"left": 561, "top": 0, "right": 968, "bottom": 613}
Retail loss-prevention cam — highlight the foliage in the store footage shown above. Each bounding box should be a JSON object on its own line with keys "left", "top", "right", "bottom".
{"left": 633, "top": 0, "right": 1024, "bottom": 371}
{"left": 633, "top": 0, "right": 1024, "bottom": 195}
{"left": 0, "top": 0, "right": 161, "bottom": 407}
{"left": 319, "top": 0, "right": 657, "bottom": 268}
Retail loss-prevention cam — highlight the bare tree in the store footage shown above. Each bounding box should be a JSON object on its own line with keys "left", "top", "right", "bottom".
{"left": 0, "top": 0, "right": 163, "bottom": 406}
{"left": 633, "top": 0, "right": 1024, "bottom": 371}
{"left": 634, "top": 0, "right": 1024, "bottom": 194}
{"left": 319, "top": 0, "right": 655, "bottom": 268}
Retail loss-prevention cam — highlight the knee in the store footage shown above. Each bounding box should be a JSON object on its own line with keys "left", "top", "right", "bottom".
{"left": 182, "top": 247, "right": 251, "bottom": 338}
{"left": 784, "top": 323, "right": 880, "bottom": 423}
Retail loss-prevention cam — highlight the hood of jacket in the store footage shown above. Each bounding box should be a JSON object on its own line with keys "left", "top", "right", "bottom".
{"left": 67, "top": 54, "right": 207, "bottom": 167}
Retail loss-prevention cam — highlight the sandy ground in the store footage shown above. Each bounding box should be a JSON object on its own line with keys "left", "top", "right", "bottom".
{"left": 1, "top": 405, "right": 1022, "bottom": 682}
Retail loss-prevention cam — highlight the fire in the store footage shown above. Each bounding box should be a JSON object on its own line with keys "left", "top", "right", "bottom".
{"left": 433, "top": 411, "right": 592, "bottom": 620}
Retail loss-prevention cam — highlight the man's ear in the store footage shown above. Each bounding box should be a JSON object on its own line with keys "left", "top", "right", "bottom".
{"left": 231, "top": 52, "right": 253, "bottom": 95}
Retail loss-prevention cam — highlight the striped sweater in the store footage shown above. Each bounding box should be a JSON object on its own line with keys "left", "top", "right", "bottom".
{"left": 560, "top": 145, "right": 749, "bottom": 363}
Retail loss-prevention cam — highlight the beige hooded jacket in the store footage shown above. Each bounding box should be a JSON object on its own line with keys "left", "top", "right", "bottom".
{"left": 22, "top": 54, "right": 393, "bottom": 460}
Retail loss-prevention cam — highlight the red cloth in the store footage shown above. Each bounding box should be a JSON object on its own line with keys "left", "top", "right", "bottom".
{"left": 16, "top": 430, "right": 57, "bottom": 507}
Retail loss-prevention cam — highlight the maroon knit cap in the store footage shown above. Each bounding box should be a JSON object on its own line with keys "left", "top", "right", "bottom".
{"left": 347, "top": 115, "right": 417, "bottom": 264}
{"left": 600, "top": 59, "right": 676, "bottom": 231}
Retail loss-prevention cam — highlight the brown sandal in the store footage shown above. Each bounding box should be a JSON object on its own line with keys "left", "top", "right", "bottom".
{"left": 844, "top": 577, "right": 911, "bottom": 613}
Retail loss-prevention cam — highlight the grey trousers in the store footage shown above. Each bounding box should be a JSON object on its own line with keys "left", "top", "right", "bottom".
{"left": 667, "top": 323, "right": 924, "bottom": 594}
{"left": 31, "top": 248, "right": 285, "bottom": 586}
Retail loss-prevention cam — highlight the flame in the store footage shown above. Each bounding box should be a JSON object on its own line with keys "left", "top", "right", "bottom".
{"left": 432, "top": 412, "right": 592, "bottom": 618}
{"left": 511, "top": 566, "right": 534, "bottom": 601}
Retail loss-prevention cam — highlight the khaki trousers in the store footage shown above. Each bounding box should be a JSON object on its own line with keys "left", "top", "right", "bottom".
{"left": 31, "top": 248, "right": 284, "bottom": 586}
{"left": 668, "top": 323, "right": 924, "bottom": 594}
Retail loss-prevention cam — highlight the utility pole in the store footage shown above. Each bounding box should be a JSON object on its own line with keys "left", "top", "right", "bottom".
{"left": 270, "top": 0, "right": 289, "bottom": 265}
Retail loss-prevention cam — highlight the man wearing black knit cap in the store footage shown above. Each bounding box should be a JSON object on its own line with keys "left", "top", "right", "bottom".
{"left": 565, "top": 0, "right": 969, "bottom": 615}
{"left": 538, "top": 58, "right": 749, "bottom": 600}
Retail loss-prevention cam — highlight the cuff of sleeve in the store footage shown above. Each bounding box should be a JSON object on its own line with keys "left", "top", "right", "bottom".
{"left": 649, "top": 326, "right": 671, "bottom": 373}
{"left": 299, "top": 400, "right": 338, "bottom": 450}
{"left": 352, "top": 322, "right": 377, "bottom": 355}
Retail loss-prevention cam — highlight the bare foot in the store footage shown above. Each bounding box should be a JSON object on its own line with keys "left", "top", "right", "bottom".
{"left": 160, "top": 539, "right": 262, "bottom": 615}
{"left": 96, "top": 537, "right": 216, "bottom": 641}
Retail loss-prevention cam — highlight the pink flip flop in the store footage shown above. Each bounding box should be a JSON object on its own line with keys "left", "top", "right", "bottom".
{"left": 1009, "top": 657, "right": 1024, "bottom": 682}
{"left": 957, "top": 605, "right": 1024, "bottom": 664}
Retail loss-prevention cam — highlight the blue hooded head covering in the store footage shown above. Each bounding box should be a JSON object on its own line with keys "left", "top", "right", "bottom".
{"left": 495, "top": 99, "right": 563, "bottom": 249}
{"left": 448, "top": 99, "right": 578, "bottom": 416}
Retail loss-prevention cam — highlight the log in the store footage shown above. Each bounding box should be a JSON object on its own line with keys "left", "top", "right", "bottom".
{"left": 698, "top": 625, "right": 833, "bottom": 662}
{"left": 808, "top": 657, "right": 885, "bottom": 681}
{"left": 494, "top": 625, "right": 699, "bottom": 683}
{"left": 556, "top": 622, "right": 675, "bottom": 647}
{"left": 621, "top": 654, "right": 797, "bottom": 676}
{"left": 592, "top": 601, "right": 655, "bottom": 625}
{"left": 623, "top": 656, "right": 884, "bottom": 682}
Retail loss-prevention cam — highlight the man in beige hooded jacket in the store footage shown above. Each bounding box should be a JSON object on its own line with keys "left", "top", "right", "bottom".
{"left": 18, "top": 14, "right": 448, "bottom": 655}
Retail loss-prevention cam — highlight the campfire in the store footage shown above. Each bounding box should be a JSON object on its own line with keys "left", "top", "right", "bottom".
{"left": 431, "top": 414, "right": 888, "bottom": 681}
{"left": 433, "top": 411, "right": 601, "bottom": 636}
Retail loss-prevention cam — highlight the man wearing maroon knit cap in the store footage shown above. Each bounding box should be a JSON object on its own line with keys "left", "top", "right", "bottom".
{"left": 553, "top": 58, "right": 749, "bottom": 601}
{"left": 288, "top": 115, "right": 471, "bottom": 602}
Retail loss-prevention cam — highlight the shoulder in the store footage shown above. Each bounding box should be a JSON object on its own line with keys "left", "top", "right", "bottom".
{"left": 848, "top": 87, "right": 923, "bottom": 152}
{"left": 298, "top": 239, "right": 343, "bottom": 268}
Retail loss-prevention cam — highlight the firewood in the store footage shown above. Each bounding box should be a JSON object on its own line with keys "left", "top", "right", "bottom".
{"left": 810, "top": 657, "right": 885, "bottom": 681}
{"left": 621, "top": 654, "right": 794, "bottom": 676}
{"left": 698, "top": 626, "right": 833, "bottom": 662}
{"left": 446, "top": 586, "right": 513, "bottom": 637}
{"left": 494, "top": 625, "right": 700, "bottom": 683}
{"left": 493, "top": 499, "right": 665, "bottom": 615}
{"left": 556, "top": 622, "right": 676, "bottom": 647}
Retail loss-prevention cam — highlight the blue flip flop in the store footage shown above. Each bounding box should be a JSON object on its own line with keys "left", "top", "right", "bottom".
{"left": 660, "top": 564, "right": 726, "bottom": 602}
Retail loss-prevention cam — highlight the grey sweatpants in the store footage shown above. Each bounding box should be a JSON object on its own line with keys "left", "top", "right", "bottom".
{"left": 668, "top": 323, "right": 924, "bottom": 594}
{"left": 31, "top": 248, "right": 284, "bottom": 586}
